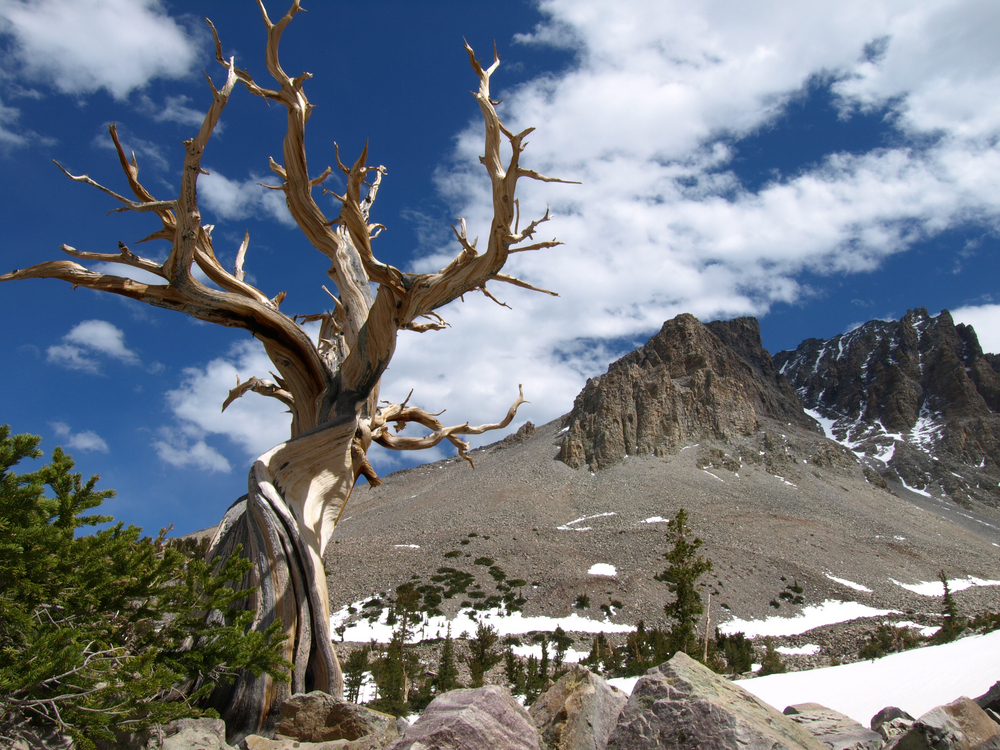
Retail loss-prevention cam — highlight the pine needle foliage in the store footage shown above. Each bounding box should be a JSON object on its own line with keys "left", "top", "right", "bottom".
{"left": 655, "top": 508, "right": 713, "bottom": 657}
{"left": 0, "top": 426, "right": 289, "bottom": 749}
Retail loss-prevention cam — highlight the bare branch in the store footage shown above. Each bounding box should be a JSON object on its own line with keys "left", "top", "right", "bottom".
{"left": 478, "top": 285, "right": 511, "bottom": 308}
{"left": 491, "top": 273, "right": 559, "bottom": 297}
{"left": 372, "top": 386, "right": 529, "bottom": 467}
{"left": 223, "top": 375, "right": 294, "bottom": 411}
{"left": 53, "top": 160, "right": 176, "bottom": 215}
{"left": 60, "top": 243, "right": 166, "bottom": 280}
{"left": 234, "top": 231, "right": 250, "bottom": 281}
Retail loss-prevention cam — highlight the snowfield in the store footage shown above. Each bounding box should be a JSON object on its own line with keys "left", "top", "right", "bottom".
{"left": 738, "top": 630, "right": 1000, "bottom": 725}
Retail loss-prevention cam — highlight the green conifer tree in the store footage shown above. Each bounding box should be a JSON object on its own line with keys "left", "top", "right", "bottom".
{"left": 466, "top": 622, "right": 502, "bottom": 687}
{"left": 0, "top": 427, "right": 289, "bottom": 749}
{"left": 758, "top": 637, "right": 787, "bottom": 676}
{"left": 434, "top": 626, "right": 460, "bottom": 694}
{"left": 934, "top": 570, "right": 963, "bottom": 643}
{"left": 552, "top": 626, "right": 573, "bottom": 670}
{"left": 655, "top": 508, "right": 713, "bottom": 658}
{"left": 503, "top": 644, "right": 526, "bottom": 695}
{"left": 343, "top": 646, "right": 370, "bottom": 703}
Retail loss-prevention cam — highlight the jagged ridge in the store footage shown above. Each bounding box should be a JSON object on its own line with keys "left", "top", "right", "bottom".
{"left": 773, "top": 308, "right": 1000, "bottom": 507}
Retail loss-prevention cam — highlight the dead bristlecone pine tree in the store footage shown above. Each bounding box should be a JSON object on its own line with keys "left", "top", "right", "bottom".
{"left": 0, "top": 1, "right": 572, "bottom": 741}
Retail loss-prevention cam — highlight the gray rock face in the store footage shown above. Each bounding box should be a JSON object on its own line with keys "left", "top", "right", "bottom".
{"left": 559, "top": 314, "right": 812, "bottom": 470}
{"left": 884, "top": 697, "right": 1000, "bottom": 750}
{"left": 774, "top": 308, "right": 1000, "bottom": 506}
{"left": 529, "top": 665, "right": 628, "bottom": 750}
{"left": 387, "top": 685, "right": 539, "bottom": 750}
{"left": 606, "top": 652, "right": 827, "bottom": 750}
{"left": 784, "top": 702, "right": 884, "bottom": 750}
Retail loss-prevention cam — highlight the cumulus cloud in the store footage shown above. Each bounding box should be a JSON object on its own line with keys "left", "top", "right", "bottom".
{"left": 161, "top": 338, "right": 293, "bottom": 464}
{"left": 50, "top": 421, "right": 109, "bottom": 453}
{"left": 47, "top": 320, "right": 141, "bottom": 373}
{"left": 952, "top": 304, "right": 1000, "bottom": 355}
{"left": 0, "top": 0, "right": 199, "bottom": 100}
{"left": 152, "top": 427, "right": 231, "bottom": 473}
{"left": 381, "top": 0, "right": 1000, "bottom": 435}
{"left": 199, "top": 169, "right": 296, "bottom": 227}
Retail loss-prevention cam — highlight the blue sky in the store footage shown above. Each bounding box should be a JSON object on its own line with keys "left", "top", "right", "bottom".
{"left": 2, "top": 0, "right": 999, "bottom": 536}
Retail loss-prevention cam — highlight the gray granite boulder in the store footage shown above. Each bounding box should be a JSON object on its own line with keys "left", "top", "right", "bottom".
{"left": 529, "top": 665, "right": 628, "bottom": 750}
{"left": 977, "top": 683, "right": 1000, "bottom": 717}
{"left": 274, "top": 692, "right": 398, "bottom": 745}
{"left": 784, "top": 703, "right": 884, "bottom": 750}
{"left": 142, "top": 718, "right": 237, "bottom": 750}
{"left": 607, "top": 652, "right": 827, "bottom": 750}
{"left": 387, "top": 685, "right": 539, "bottom": 750}
{"left": 885, "top": 697, "right": 999, "bottom": 750}
{"left": 243, "top": 735, "right": 388, "bottom": 750}
{"left": 871, "top": 708, "right": 916, "bottom": 743}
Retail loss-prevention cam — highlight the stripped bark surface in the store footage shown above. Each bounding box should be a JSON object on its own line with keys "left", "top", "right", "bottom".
{"left": 0, "top": 0, "right": 568, "bottom": 738}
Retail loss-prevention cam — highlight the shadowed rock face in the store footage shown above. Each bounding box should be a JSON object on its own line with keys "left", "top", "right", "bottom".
{"left": 558, "top": 314, "right": 813, "bottom": 471}
{"left": 774, "top": 308, "right": 1000, "bottom": 507}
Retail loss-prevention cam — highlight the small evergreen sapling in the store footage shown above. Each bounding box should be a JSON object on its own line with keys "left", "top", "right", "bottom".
{"left": 465, "top": 623, "right": 502, "bottom": 687}
{"left": 933, "top": 570, "right": 964, "bottom": 644}
{"left": 655, "top": 508, "right": 713, "bottom": 658}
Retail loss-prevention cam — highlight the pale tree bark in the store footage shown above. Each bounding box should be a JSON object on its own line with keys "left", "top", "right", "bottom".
{"left": 1, "top": 0, "right": 570, "bottom": 739}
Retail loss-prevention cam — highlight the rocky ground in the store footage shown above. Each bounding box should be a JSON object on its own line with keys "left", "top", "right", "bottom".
{"left": 324, "top": 414, "right": 1000, "bottom": 672}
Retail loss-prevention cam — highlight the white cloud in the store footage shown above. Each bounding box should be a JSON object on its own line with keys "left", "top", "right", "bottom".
{"left": 50, "top": 421, "right": 109, "bottom": 453}
{"left": 47, "top": 319, "right": 140, "bottom": 373}
{"left": 382, "top": 0, "right": 1000, "bottom": 435}
{"left": 952, "top": 304, "right": 1000, "bottom": 355}
{"left": 152, "top": 427, "right": 231, "bottom": 473}
{"left": 199, "top": 169, "right": 296, "bottom": 227}
{"left": 0, "top": 0, "right": 199, "bottom": 100}
{"left": 162, "top": 338, "right": 293, "bottom": 461}
{"left": 139, "top": 93, "right": 213, "bottom": 129}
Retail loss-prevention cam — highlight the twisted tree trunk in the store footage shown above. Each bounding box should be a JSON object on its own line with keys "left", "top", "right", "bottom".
{"left": 1, "top": 1, "right": 571, "bottom": 739}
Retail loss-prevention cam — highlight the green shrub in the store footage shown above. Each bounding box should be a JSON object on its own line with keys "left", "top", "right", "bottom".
{"left": 758, "top": 638, "right": 786, "bottom": 676}
{"left": 858, "top": 623, "right": 922, "bottom": 660}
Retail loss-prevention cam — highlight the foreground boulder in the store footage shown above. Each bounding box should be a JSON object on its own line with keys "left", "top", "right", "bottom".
{"left": 607, "top": 652, "right": 827, "bottom": 750}
{"left": 272, "top": 691, "right": 398, "bottom": 745}
{"left": 884, "top": 697, "right": 1000, "bottom": 750}
{"left": 784, "top": 703, "right": 883, "bottom": 750}
{"left": 529, "top": 665, "right": 628, "bottom": 750}
{"left": 387, "top": 685, "right": 539, "bottom": 750}
{"left": 977, "top": 682, "right": 1000, "bottom": 719}
{"left": 871, "top": 708, "right": 916, "bottom": 743}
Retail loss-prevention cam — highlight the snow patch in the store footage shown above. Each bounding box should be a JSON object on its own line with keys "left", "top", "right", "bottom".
{"left": 394, "top": 544, "right": 420, "bottom": 549}
{"left": 719, "top": 600, "right": 895, "bottom": 638}
{"left": 890, "top": 576, "right": 1000, "bottom": 596}
{"left": 776, "top": 644, "right": 821, "bottom": 656}
{"left": 331, "top": 602, "right": 635, "bottom": 645}
{"left": 642, "top": 516, "right": 668, "bottom": 524}
{"left": 825, "top": 574, "right": 873, "bottom": 593}
{"left": 558, "top": 512, "right": 616, "bottom": 531}
{"left": 588, "top": 563, "right": 617, "bottom": 577}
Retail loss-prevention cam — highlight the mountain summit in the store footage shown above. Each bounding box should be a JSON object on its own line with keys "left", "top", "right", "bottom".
{"left": 558, "top": 315, "right": 812, "bottom": 471}
{"left": 774, "top": 308, "right": 1000, "bottom": 508}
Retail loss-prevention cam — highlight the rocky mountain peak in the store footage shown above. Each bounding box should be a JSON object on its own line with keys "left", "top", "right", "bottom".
{"left": 774, "top": 308, "right": 1000, "bottom": 506}
{"left": 558, "top": 313, "right": 812, "bottom": 471}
